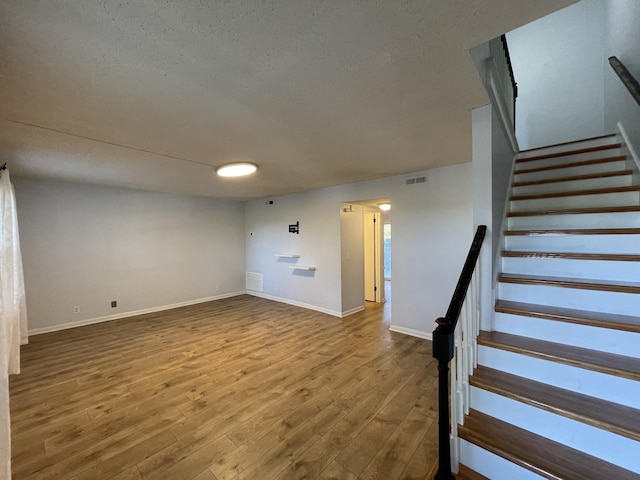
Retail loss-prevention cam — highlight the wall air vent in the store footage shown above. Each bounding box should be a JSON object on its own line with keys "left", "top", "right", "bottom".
{"left": 405, "top": 175, "right": 427, "bottom": 185}
{"left": 246, "top": 272, "right": 263, "bottom": 292}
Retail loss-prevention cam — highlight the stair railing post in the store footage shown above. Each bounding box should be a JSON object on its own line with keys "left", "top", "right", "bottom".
{"left": 433, "top": 318, "right": 455, "bottom": 480}
{"left": 432, "top": 225, "right": 486, "bottom": 480}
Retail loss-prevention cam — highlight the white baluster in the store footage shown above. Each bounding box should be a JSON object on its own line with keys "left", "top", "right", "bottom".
{"left": 462, "top": 298, "right": 468, "bottom": 415}
{"left": 455, "top": 322, "right": 464, "bottom": 424}
{"left": 465, "top": 296, "right": 473, "bottom": 415}
{"left": 451, "top": 433, "right": 460, "bottom": 475}
{"left": 471, "top": 268, "right": 479, "bottom": 370}
{"left": 451, "top": 338, "right": 458, "bottom": 431}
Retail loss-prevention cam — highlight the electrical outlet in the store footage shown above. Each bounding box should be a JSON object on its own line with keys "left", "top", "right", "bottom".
{"left": 216, "top": 284, "right": 221, "bottom": 292}
{"left": 111, "top": 300, "right": 117, "bottom": 308}
{"left": 73, "top": 306, "right": 80, "bottom": 314}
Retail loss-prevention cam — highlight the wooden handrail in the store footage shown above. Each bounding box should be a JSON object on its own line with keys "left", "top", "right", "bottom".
{"left": 609, "top": 56, "right": 640, "bottom": 106}
{"left": 432, "top": 224, "right": 487, "bottom": 480}
{"left": 501, "top": 34, "right": 518, "bottom": 131}
{"left": 435, "top": 225, "right": 487, "bottom": 336}
{"left": 500, "top": 35, "right": 518, "bottom": 101}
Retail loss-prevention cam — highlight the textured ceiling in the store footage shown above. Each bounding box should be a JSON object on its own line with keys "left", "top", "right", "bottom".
{"left": 0, "top": 0, "right": 576, "bottom": 199}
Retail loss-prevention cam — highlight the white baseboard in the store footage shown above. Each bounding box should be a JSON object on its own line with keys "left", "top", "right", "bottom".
{"left": 341, "top": 305, "right": 365, "bottom": 317}
{"left": 246, "top": 290, "right": 342, "bottom": 317}
{"left": 389, "top": 324, "right": 433, "bottom": 341}
{"left": 29, "top": 291, "right": 246, "bottom": 336}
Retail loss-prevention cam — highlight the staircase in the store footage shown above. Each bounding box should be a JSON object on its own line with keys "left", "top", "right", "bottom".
{"left": 457, "top": 134, "right": 640, "bottom": 480}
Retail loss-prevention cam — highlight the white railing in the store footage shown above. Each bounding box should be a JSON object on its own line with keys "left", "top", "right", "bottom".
{"left": 449, "top": 260, "right": 481, "bottom": 472}
{"left": 484, "top": 35, "right": 519, "bottom": 152}
{"left": 432, "top": 225, "right": 486, "bottom": 480}
{"left": 489, "top": 36, "right": 517, "bottom": 125}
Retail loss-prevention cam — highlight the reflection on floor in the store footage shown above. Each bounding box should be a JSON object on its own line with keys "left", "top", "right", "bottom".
{"left": 384, "top": 279, "right": 391, "bottom": 321}
{"left": 366, "top": 280, "right": 391, "bottom": 325}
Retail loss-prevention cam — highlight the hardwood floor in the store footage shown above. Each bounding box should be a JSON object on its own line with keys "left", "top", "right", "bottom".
{"left": 10, "top": 293, "right": 438, "bottom": 479}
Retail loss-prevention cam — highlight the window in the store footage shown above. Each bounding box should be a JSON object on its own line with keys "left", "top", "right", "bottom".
{"left": 383, "top": 223, "right": 391, "bottom": 279}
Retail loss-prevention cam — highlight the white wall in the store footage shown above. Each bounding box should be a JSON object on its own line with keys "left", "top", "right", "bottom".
{"left": 604, "top": 0, "right": 640, "bottom": 155}
{"left": 491, "top": 107, "right": 516, "bottom": 257}
{"left": 508, "top": 0, "right": 606, "bottom": 149}
{"left": 14, "top": 177, "right": 246, "bottom": 333}
{"left": 340, "top": 203, "right": 365, "bottom": 314}
{"left": 15, "top": 163, "right": 472, "bottom": 339}
{"left": 245, "top": 163, "right": 473, "bottom": 337}
{"left": 391, "top": 164, "right": 472, "bottom": 337}
{"left": 472, "top": 104, "right": 516, "bottom": 330}
{"left": 245, "top": 188, "right": 344, "bottom": 315}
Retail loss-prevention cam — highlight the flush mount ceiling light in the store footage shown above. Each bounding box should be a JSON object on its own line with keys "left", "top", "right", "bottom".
{"left": 215, "top": 162, "right": 258, "bottom": 177}
{"left": 378, "top": 203, "right": 391, "bottom": 211}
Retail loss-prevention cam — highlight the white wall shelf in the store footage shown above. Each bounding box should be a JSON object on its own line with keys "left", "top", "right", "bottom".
{"left": 274, "top": 254, "right": 300, "bottom": 258}
{"left": 288, "top": 265, "right": 316, "bottom": 271}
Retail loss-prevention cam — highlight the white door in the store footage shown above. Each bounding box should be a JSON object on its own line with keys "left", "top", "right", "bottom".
{"left": 363, "top": 212, "right": 383, "bottom": 302}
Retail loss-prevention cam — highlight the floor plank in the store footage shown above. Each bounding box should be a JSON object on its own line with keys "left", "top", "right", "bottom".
{"left": 11, "top": 291, "right": 439, "bottom": 479}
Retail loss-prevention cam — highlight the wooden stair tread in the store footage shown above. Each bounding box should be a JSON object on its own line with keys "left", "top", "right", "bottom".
{"left": 508, "top": 205, "right": 640, "bottom": 217}
{"left": 504, "top": 228, "right": 640, "bottom": 236}
{"left": 512, "top": 169, "right": 633, "bottom": 187}
{"left": 515, "top": 155, "right": 626, "bottom": 175}
{"left": 459, "top": 410, "right": 640, "bottom": 480}
{"left": 511, "top": 185, "right": 640, "bottom": 201}
{"left": 501, "top": 250, "right": 640, "bottom": 262}
{"left": 495, "top": 299, "right": 640, "bottom": 333}
{"left": 455, "top": 464, "right": 489, "bottom": 480}
{"left": 477, "top": 331, "right": 640, "bottom": 381}
{"left": 517, "top": 143, "right": 622, "bottom": 163}
{"left": 498, "top": 272, "right": 640, "bottom": 294}
{"left": 519, "top": 134, "right": 617, "bottom": 153}
{"left": 471, "top": 366, "right": 640, "bottom": 442}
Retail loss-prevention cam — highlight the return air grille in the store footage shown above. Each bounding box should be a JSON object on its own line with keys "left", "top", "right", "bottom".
{"left": 405, "top": 175, "right": 427, "bottom": 185}
{"left": 246, "top": 272, "right": 263, "bottom": 292}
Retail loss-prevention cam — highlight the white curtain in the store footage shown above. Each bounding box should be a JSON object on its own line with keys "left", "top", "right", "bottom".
{"left": 0, "top": 168, "right": 28, "bottom": 480}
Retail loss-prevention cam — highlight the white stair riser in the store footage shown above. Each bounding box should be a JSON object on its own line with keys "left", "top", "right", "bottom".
{"left": 512, "top": 174, "right": 633, "bottom": 196}
{"left": 514, "top": 159, "right": 628, "bottom": 183}
{"left": 470, "top": 387, "right": 640, "bottom": 473}
{"left": 473, "top": 135, "right": 640, "bottom": 479}
{"left": 501, "top": 257, "right": 640, "bottom": 282}
{"left": 498, "top": 282, "right": 640, "bottom": 317}
{"left": 518, "top": 137, "right": 620, "bottom": 160}
{"left": 478, "top": 346, "right": 640, "bottom": 409}
{"left": 459, "top": 439, "right": 546, "bottom": 480}
{"left": 508, "top": 211, "right": 640, "bottom": 230}
{"left": 516, "top": 148, "right": 622, "bottom": 170}
{"left": 509, "top": 191, "right": 639, "bottom": 212}
{"left": 494, "top": 313, "right": 640, "bottom": 358}
{"left": 504, "top": 234, "right": 640, "bottom": 254}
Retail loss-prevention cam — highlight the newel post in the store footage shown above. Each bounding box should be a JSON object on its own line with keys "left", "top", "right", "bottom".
{"left": 433, "top": 317, "right": 455, "bottom": 480}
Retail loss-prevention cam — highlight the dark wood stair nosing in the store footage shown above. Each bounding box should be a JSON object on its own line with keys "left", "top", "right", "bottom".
{"left": 512, "top": 169, "right": 633, "bottom": 187}
{"left": 504, "top": 228, "right": 640, "bottom": 236}
{"left": 510, "top": 185, "right": 640, "bottom": 202}
{"left": 470, "top": 366, "right": 640, "bottom": 443}
{"left": 517, "top": 143, "right": 622, "bottom": 163}
{"left": 477, "top": 331, "right": 640, "bottom": 381}
{"left": 508, "top": 205, "right": 640, "bottom": 217}
{"left": 494, "top": 299, "right": 640, "bottom": 333}
{"left": 514, "top": 155, "right": 627, "bottom": 175}
{"left": 459, "top": 409, "right": 640, "bottom": 480}
{"left": 498, "top": 273, "right": 640, "bottom": 295}
{"left": 455, "top": 464, "right": 490, "bottom": 480}
{"left": 501, "top": 250, "right": 640, "bottom": 262}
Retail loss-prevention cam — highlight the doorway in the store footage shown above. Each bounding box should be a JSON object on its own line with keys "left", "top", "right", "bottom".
{"left": 363, "top": 210, "right": 382, "bottom": 302}
{"left": 339, "top": 198, "right": 391, "bottom": 315}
